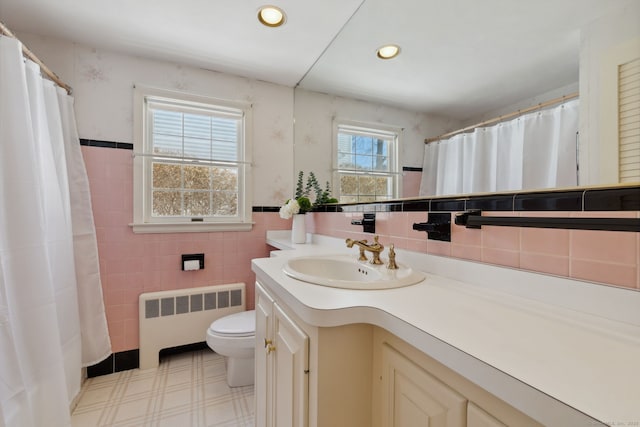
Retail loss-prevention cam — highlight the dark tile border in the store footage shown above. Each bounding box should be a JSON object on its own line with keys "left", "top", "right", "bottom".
{"left": 388, "top": 203, "right": 404, "bottom": 212}
{"left": 87, "top": 354, "right": 114, "bottom": 378}
{"left": 276, "top": 187, "right": 638, "bottom": 213}
{"left": 584, "top": 187, "right": 640, "bottom": 211}
{"left": 253, "top": 206, "right": 280, "bottom": 213}
{"left": 80, "top": 138, "right": 133, "bottom": 150}
{"left": 514, "top": 190, "right": 583, "bottom": 211}
{"left": 159, "top": 342, "right": 208, "bottom": 360}
{"left": 87, "top": 345, "right": 210, "bottom": 378}
{"left": 87, "top": 349, "right": 140, "bottom": 378}
{"left": 401, "top": 200, "right": 431, "bottom": 212}
{"left": 318, "top": 186, "right": 639, "bottom": 213}
{"left": 115, "top": 349, "right": 139, "bottom": 372}
{"left": 430, "top": 198, "right": 466, "bottom": 212}
{"left": 465, "top": 195, "right": 515, "bottom": 211}
{"left": 313, "top": 204, "right": 343, "bottom": 212}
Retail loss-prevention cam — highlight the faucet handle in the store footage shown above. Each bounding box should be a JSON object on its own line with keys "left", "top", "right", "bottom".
{"left": 387, "top": 244, "right": 398, "bottom": 270}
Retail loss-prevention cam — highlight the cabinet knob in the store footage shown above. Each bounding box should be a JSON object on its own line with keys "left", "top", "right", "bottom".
{"left": 264, "top": 338, "right": 273, "bottom": 348}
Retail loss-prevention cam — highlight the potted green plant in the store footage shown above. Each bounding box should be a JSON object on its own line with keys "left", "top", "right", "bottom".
{"left": 279, "top": 172, "right": 337, "bottom": 243}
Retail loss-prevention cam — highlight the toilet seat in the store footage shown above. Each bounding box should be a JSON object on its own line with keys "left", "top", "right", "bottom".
{"left": 209, "top": 310, "right": 255, "bottom": 337}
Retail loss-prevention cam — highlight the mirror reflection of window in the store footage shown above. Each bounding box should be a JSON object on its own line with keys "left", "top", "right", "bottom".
{"left": 335, "top": 122, "right": 400, "bottom": 203}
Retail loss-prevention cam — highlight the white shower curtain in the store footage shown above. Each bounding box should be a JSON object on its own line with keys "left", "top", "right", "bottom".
{"left": 420, "top": 99, "right": 579, "bottom": 196}
{"left": 0, "top": 36, "right": 111, "bottom": 427}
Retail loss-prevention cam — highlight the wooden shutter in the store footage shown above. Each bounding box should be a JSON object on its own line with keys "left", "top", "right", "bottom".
{"left": 619, "top": 57, "right": 640, "bottom": 182}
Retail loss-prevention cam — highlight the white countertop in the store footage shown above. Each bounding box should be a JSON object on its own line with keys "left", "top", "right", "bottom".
{"left": 252, "top": 231, "right": 640, "bottom": 426}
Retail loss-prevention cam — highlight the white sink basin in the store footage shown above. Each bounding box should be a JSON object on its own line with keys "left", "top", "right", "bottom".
{"left": 282, "top": 254, "right": 425, "bottom": 290}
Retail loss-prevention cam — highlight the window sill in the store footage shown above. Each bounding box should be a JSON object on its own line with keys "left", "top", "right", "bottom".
{"left": 130, "top": 221, "right": 253, "bottom": 234}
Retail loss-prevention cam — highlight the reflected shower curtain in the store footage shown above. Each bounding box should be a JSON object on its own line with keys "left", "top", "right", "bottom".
{"left": 0, "top": 36, "right": 110, "bottom": 427}
{"left": 420, "top": 99, "right": 579, "bottom": 196}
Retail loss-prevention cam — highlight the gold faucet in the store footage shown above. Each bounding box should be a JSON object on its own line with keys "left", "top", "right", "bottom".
{"left": 345, "top": 235, "right": 384, "bottom": 265}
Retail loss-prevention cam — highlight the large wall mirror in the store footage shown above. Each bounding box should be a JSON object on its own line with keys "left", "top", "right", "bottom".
{"left": 292, "top": 0, "right": 640, "bottom": 201}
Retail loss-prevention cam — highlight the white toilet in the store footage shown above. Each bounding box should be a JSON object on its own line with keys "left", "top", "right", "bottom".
{"left": 206, "top": 310, "right": 256, "bottom": 387}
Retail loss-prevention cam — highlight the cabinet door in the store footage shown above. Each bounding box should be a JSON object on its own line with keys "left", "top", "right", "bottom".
{"left": 255, "top": 282, "right": 274, "bottom": 427}
{"left": 381, "top": 344, "right": 466, "bottom": 427}
{"left": 467, "top": 403, "right": 507, "bottom": 427}
{"left": 273, "top": 303, "right": 309, "bottom": 427}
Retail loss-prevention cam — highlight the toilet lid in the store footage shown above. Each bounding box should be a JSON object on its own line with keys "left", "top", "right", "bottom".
{"left": 210, "top": 310, "right": 255, "bottom": 337}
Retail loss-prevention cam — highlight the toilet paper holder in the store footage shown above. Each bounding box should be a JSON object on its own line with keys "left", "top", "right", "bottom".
{"left": 181, "top": 253, "right": 205, "bottom": 271}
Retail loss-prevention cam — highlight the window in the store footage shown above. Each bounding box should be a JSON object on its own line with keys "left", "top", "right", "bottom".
{"left": 133, "top": 86, "right": 252, "bottom": 233}
{"left": 334, "top": 121, "right": 400, "bottom": 203}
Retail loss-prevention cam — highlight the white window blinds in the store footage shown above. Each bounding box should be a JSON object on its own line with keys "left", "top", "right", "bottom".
{"left": 147, "top": 100, "right": 243, "bottom": 164}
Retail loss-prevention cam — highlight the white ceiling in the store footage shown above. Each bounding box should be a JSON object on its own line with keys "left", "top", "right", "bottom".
{"left": 0, "top": 0, "right": 634, "bottom": 120}
{"left": 0, "top": 0, "right": 363, "bottom": 86}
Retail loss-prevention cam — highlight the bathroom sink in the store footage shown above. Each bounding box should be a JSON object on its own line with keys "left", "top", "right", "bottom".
{"left": 282, "top": 254, "right": 425, "bottom": 290}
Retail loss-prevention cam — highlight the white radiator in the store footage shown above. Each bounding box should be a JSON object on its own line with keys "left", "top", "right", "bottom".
{"left": 139, "top": 282, "right": 246, "bottom": 369}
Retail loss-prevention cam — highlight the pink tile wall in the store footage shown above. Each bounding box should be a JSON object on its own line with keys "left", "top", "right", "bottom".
{"left": 310, "top": 210, "right": 640, "bottom": 291}
{"left": 82, "top": 146, "right": 292, "bottom": 353}
{"left": 402, "top": 170, "right": 422, "bottom": 198}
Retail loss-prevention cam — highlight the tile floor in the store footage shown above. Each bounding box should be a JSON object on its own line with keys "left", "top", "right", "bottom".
{"left": 71, "top": 350, "right": 254, "bottom": 427}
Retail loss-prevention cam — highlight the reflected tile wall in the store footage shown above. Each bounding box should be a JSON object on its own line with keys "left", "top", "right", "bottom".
{"left": 402, "top": 169, "right": 422, "bottom": 198}
{"left": 309, "top": 209, "right": 640, "bottom": 290}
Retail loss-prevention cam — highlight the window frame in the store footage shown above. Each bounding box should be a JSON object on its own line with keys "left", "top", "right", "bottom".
{"left": 333, "top": 119, "right": 401, "bottom": 202}
{"left": 132, "top": 86, "right": 253, "bottom": 233}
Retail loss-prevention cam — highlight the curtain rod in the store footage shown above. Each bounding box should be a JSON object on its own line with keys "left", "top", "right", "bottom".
{"left": 0, "top": 21, "right": 72, "bottom": 95}
{"left": 424, "top": 91, "right": 579, "bottom": 144}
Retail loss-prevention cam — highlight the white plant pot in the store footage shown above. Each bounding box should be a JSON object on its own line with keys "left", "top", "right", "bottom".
{"left": 291, "top": 214, "right": 306, "bottom": 244}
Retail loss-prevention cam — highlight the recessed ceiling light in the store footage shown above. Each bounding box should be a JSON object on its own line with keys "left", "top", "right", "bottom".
{"left": 258, "top": 6, "right": 286, "bottom": 27}
{"left": 377, "top": 44, "right": 401, "bottom": 60}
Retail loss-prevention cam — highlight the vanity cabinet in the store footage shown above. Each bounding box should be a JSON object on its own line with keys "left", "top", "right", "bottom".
{"left": 373, "top": 328, "right": 542, "bottom": 427}
{"left": 255, "top": 281, "right": 309, "bottom": 427}
{"left": 254, "top": 273, "right": 542, "bottom": 427}
{"left": 255, "top": 280, "right": 374, "bottom": 427}
{"left": 380, "top": 343, "right": 466, "bottom": 426}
